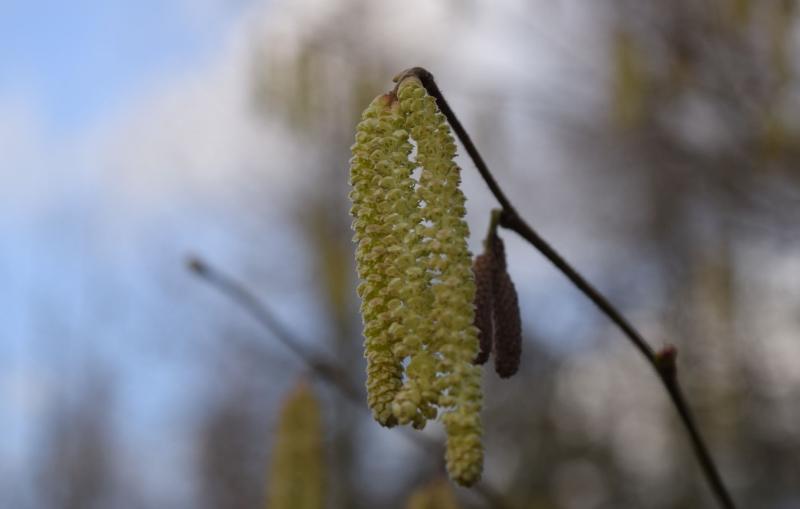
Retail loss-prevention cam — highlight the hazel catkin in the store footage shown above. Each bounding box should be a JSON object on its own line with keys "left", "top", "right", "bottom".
{"left": 349, "top": 75, "right": 484, "bottom": 486}
{"left": 472, "top": 252, "right": 494, "bottom": 365}
{"left": 492, "top": 267, "right": 522, "bottom": 378}
{"left": 471, "top": 228, "right": 523, "bottom": 378}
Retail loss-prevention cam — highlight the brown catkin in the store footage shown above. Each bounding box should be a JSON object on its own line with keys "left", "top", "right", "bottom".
{"left": 492, "top": 268, "right": 521, "bottom": 378}
{"left": 472, "top": 253, "right": 494, "bottom": 365}
{"left": 488, "top": 231, "right": 507, "bottom": 272}
{"left": 473, "top": 230, "right": 523, "bottom": 378}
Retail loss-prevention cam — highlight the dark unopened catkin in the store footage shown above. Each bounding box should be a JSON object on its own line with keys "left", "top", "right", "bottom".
{"left": 487, "top": 233, "right": 521, "bottom": 378}
{"left": 488, "top": 232, "right": 507, "bottom": 272}
{"left": 472, "top": 253, "right": 494, "bottom": 365}
{"left": 492, "top": 267, "right": 521, "bottom": 378}
{"left": 471, "top": 229, "right": 522, "bottom": 377}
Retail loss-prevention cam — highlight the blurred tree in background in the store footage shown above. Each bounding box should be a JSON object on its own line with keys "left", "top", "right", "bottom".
{"left": 34, "top": 371, "right": 123, "bottom": 509}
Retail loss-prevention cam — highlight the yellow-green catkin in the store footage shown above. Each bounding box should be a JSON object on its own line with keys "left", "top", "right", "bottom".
{"left": 405, "top": 478, "right": 461, "bottom": 509}
{"left": 397, "top": 76, "right": 483, "bottom": 486}
{"left": 350, "top": 93, "right": 416, "bottom": 426}
{"left": 265, "top": 381, "right": 324, "bottom": 509}
{"left": 349, "top": 76, "right": 483, "bottom": 486}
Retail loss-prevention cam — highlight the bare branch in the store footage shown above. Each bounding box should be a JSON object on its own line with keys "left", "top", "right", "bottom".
{"left": 397, "top": 67, "right": 737, "bottom": 509}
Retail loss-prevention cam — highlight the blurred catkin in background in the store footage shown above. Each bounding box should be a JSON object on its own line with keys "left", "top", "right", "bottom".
{"left": 265, "top": 381, "right": 324, "bottom": 509}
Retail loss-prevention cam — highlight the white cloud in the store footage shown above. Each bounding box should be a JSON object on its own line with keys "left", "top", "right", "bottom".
{"left": 81, "top": 8, "right": 294, "bottom": 211}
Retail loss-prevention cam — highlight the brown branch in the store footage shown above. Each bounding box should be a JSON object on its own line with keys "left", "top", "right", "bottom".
{"left": 187, "top": 256, "right": 361, "bottom": 402}
{"left": 397, "top": 67, "right": 737, "bottom": 509}
{"left": 186, "top": 256, "right": 512, "bottom": 509}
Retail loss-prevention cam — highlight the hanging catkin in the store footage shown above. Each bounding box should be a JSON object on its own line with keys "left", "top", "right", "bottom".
{"left": 487, "top": 233, "right": 522, "bottom": 378}
{"left": 349, "top": 76, "right": 483, "bottom": 486}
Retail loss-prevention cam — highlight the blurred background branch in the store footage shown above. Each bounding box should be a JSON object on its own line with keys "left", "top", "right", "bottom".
{"left": 186, "top": 254, "right": 511, "bottom": 509}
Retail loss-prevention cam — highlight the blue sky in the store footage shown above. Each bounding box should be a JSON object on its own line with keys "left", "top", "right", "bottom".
{"left": 0, "top": 2, "right": 271, "bottom": 501}
{"left": 0, "top": 0, "right": 251, "bottom": 135}
{"left": 0, "top": 0, "right": 261, "bottom": 352}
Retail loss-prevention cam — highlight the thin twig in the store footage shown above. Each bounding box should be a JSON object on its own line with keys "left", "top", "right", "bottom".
{"left": 397, "top": 67, "right": 737, "bottom": 509}
{"left": 187, "top": 256, "right": 361, "bottom": 402}
{"left": 186, "top": 256, "right": 512, "bottom": 509}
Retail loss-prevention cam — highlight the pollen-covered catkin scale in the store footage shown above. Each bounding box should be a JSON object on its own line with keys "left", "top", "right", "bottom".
{"left": 350, "top": 93, "right": 412, "bottom": 426}
{"left": 265, "top": 381, "right": 324, "bottom": 509}
{"left": 396, "top": 76, "right": 483, "bottom": 486}
{"left": 472, "top": 252, "right": 494, "bottom": 365}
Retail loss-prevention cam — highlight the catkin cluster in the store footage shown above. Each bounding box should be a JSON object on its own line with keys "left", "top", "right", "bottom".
{"left": 349, "top": 76, "right": 483, "bottom": 486}
{"left": 472, "top": 228, "right": 522, "bottom": 378}
{"left": 265, "top": 382, "right": 324, "bottom": 509}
